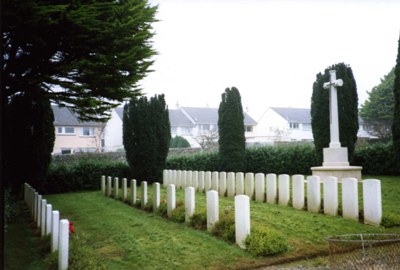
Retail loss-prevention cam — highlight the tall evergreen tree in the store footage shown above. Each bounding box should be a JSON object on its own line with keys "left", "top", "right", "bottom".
{"left": 311, "top": 63, "right": 359, "bottom": 164}
{"left": 392, "top": 34, "right": 400, "bottom": 170}
{"left": 123, "top": 95, "right": 170, "bottom": 182}
{"left": 218, "top": 87, "right": 246, "bottom": 172}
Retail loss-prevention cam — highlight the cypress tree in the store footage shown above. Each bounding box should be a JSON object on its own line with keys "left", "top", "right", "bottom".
{"left": 311, "top": 63, "right": 359, "bottom": 164}
{"left": 123, "top": 95, "right": 170, "bottom": 182}
{"left": 392, "top": 34, "right": 400, "bottom": 171}
{"left": 218, "top": 87, "right": 246, "bottom": 172}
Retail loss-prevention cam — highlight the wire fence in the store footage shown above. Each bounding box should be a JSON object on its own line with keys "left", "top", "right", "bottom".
{"left": 326, "top": 234, "right": 400, "bottom": 270}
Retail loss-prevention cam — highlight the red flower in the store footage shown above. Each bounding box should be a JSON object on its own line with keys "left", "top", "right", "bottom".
{"left": 69, "top": 221, "right": 76, "bottom": 234}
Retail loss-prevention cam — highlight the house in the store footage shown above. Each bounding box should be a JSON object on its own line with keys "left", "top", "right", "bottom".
{"left": 252, "top": 107, "right": 376, "bottom": 144}
{"left": 52, "top": 106, "right": 105, "bottom": 154}
{"left": 103, "top": 107, "right": 124, "bottom": 152}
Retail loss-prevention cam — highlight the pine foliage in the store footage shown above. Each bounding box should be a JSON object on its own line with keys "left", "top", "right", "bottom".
{"left": 392, "top": 35, "right": 400, "bottom": 171}
{"left": 123, "top": 95, "right": 171, "bottom": 182}
{"left": 311, "top": 63, "right": 359, "bottom": 164}
{"left": 218, "top": 87, "right": 246, "bottom": 172}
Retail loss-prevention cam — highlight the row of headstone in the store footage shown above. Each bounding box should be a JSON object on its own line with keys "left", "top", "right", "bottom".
{"left": 24, "top": 183, "right": 70, "bottom": 270}
{"left": 101, "top": 176, "right": 251, "bottom": 248}
{"left": 162, "top": 170, "right": 382, "bottom": 225}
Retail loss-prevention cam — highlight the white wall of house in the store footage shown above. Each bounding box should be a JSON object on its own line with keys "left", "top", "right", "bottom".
{"left": 103, "top": 109, "right": 123, "bottom": 152}
{"left": 53, "top": 126, "right": 102, "bottom": 154}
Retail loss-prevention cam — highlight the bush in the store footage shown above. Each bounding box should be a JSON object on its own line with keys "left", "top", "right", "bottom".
{"left": 381, "top": 212, "right": 400, "bottom": 228}
{"left": 166, "top": 152, "right": 219, "bottom": 171}
{"left": 156, "top": 202, "right": 168, "bottom": 218}
{"left": 170, "top": 136, "right": 191, "bottom": 148}
{"left": 245, "top": 226, "right": 290, "bottom": 256}
{"left": 210, "top": 207, "right": 235, "bottom": 243}
{"left": 189, "top": 211, "right": 207, "bottom": 230}
{"left": 171, "top": 201, "right": 185, "bottom": 223}
{"left": 143, "top": 198, "right": 153, "bottom": 212}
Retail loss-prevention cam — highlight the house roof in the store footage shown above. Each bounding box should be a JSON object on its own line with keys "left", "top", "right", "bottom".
{"left": 180, "top": 107, "right": 257, "bottom": 126}
{"left": 169, "top": 109, "right": 194, "bottom": 127}
{"left": 271, "top": 107, "right": 311, "bottom": 124}
{"left": 52, "top": 105, "right": 103, "bottom": 127}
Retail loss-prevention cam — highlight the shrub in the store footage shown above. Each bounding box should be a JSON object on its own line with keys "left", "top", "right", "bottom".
{"left": 166, "top": 152, "right": 219, "bottom": 171}
{"left": 170, "top": 136, "right": 191, "bottom": 148}
{"left": 156, "top": 202, "right": 168, "bottom": 218}
{"left": 245, "top": 226, "right": 290, "bottom": 256}
{"left": 381, "top": 212, "right": 400, "bottom": 228}
{"left": 210, "top": 207, "right": 235, "bottom": 243}
{"left": 171, "top": 201, "right": 185, "bottom": 223}
{"left": 189, "top": 211, "right": 207, "bottom": 230}
{"left": 143, "top": 198, "right": 153, "bottom": 212}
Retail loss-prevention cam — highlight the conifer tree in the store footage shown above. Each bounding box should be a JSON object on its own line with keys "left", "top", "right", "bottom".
{"left": 392, "top": 34, "right": 400, "bottom": 171}
{"left": 218, "top": 87, "right": 246, "bottom": 172}
{"left": 311, "top": 63, "right": 359, "bottom": 164}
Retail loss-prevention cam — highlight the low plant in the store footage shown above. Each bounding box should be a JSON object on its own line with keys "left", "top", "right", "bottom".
{"left": 381, "top": 212, "right": 400, "bottom": 228}
{"left": 156, "top": 202, "right": 168, "bottom": 218}
{"left": 143, "top": 198, "right": 153, "bottom": 212}
{"left": 171, "top": 201, "right": 185, "bottom": 223}
{"left": 245, "top": 226, "right": 290, "bottom": 256}
{"left": 210, "top": 207, "right": 235, "bottom": 243}
{"left": 189, "top": 211, "right": 207, "bottom": 230}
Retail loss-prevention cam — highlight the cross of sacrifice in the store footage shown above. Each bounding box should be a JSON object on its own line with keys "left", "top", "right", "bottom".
{"left": 323, "top": 70, "right": 343, "bottom": 149}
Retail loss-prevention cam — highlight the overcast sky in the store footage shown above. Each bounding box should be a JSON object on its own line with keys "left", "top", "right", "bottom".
{"left": 140, "top": 0, "right": 400, "bottom": 120}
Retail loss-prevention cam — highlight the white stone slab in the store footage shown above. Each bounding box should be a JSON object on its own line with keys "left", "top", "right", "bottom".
{"left": 37, "top": 195, "right": 42, "bottom": 228}
{"left": 236, "top": 172, "right": 245, "bottom": 195}
{"left": 307, "top": 176, "right": 321, "bottom": 213}
{"left": 163, "top": 169, "right": 168, "bottom": 187}
{"left": 342, "top": 178, "right": 359, "bottom": 220}
{"left": 292, "top": 175, "right": 305, "bottom": 210}
{"left": 59, "top": 219, "right": 69, "bottom": 270}
{"left": 182, "top": 170, "right": 187, "bottom": 188}
{"left": 255, "top": 173, "right": 265, "bottom": 202}
{"left": 185, "top": 187, "right": 195, "bottom": 223}
{"left": 227, "top": 172, "right": 236, "bottom": 198}
{"left": 141, "top": 181, "right": 148, "bottom": 208}
{"left": 212, "top": 171, "right": 219, "bottom": 191}
{"left": 176, "top": 170, "right": 182, "bottom": 189}
{"left": 363, "top": 179, "right": 382, "bottom": 226}
{"left": 114, "top": 177, "right": 119, "bottom": 198}
{"left": 153, "top": 182, "right": 160, "bottom": 212}
{"left": 193, "top": 171, "right": 199, "bottom": 190}
{"left": 171, "top": 170, "right": 177, "bottom": 186}
{"left": 205, "top": 171, "right": 212, "bottom": 191}
{"left": 41, "top": 199, "right": 47, "bottom": 236}
{"left": 323, "top": 176, "right": 338, "bottom": 216}
{"left": 34, "top": 192, "right": 39, "bottom": 223}
{"left": 107, "top": 176, "right": 112, "bottom": 197}
{"left": 101, "top": 175, "right": 106, "bottom": 195}
{"left": 187, "top": 170, "right": 193, "bottom": 187}
{"left": 51, "top": 210, "right": 59, "bottom": 252}
{"left": 46, "top": 204, "right": 52, "bottom": 235}
{"left": 206, "top": 190, "right": 219, "bottom": 230}
{"left": 198, "top": 171, "right": 205, "bottom": 192}
{"left": 131, "top": 179, "right": 137, "bottom": 205}
{"left": 122, "top": 178, "right": 127, "bottom": 201}
{"left": 167, "top": 184, "right": 176, "bottom": 218}
{"left": 219, "top": 172, "right": 227, "bottom": 196}
{"left": 278, "top": 174, "right": 290, "bottom": 206}
{"left": 266, "top": 174, "right": 277, "bottom": 204}
{"left": 235, "top": 195, "right": 250, "bottom": 249}
{"left": 245, "top": 173, "right": 255, "bottom": 199}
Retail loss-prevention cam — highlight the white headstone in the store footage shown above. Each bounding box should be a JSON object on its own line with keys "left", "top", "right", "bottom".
{"left": 182, "top": 170, "right": 187, "bottom": 188}
{"left": 235, "top": 195, "right": 250, "bottom": 249}
{"left": 198, "top": 171, "right": 205, "bottom": 192}
{"left": 307, "top": 176, "right": 321, "bottom": 213}
{"left": 163, "top": 169, "right": 168, "bottom": 187}
{"left": 206, "top": 190, "right": 219, "bottom": 230}
{"left": 172, "top": 170, "right": 177, "bottom": 186}
{"left": 37, "top": 195, "right": 42, "bottom": 228}
{"left": 131, "top": 179, "right": 137, "bottom": 205}
{"left": 323, "top": 176, "right": 338, "bottom": 216}
{"left": 107, "top": 176, "right": 112, "bottom": 197}
{"left": 46, "top": 204, "right": 52, "bottom": 235}
{"left": 363, "top": 179, "right": 382, "bottom": 226}
{"left": 292, "top": 175, "right": 305, "bottom": 210}
{"left": 176, "top": 170, "right": 182, "bottom": 189}
{"left": 141, "top": 181, "right": 148, "bottom": 209}
{"left": 342, "top": 178, "right": 359, "bottom": 220}
{"left": 58, "top": 219, "right": 69, "bottom": 270}
{"left": 34, "top": 192, "right": 39, "bottom": 223}
{"left": 211, "top": 171, "right": 219, "bottom": 191}
{"left": 266, "top": 174, "right": 277, "bottom": 204}
{"left": 278, "top": 174, "right": 290, "bottom": 206}
{"left": 51, "top": 210, "right": 59, "bottom": 252}
{"left": 227, "top": 172, "right": 236, "bottom": 198}
{"left": 41, "top": 199, "right": 47, "bottom": 236}
{"left": 193, "top": 171, "right": 199, "bottom": 191}
{"left": 153, "top": 182, "right": 160, "bottom": 212}
{"left": 114, "top": 177, "right": 119, "bottom": 198}
{"left": 122, "top": 178, "right": 128, "bottom": 201}
{"left": 187, "top": 170, "right": 193, "bottom": 187}
{"left": 167, "top": 184, "right": 176, "bottom": 218}
{"left": 219, "top": 172, "right": 227, "bottom": 196}
{"left": 255, "top": 173, "right": 265, "bottom": 202}
{"left": 245, "top": 173, "right": 255, "bottom": 199}
{"left": 185, "top": 187, "right": 195, "bottom": 223}
{"left": 205, "top": 171, "right": 212, "bottom": 191}
{"left": 101, "top": 175, "right": 106, "bottom": 195}
{"left": 236, "top": 172, "right": 244, "bottom": 195}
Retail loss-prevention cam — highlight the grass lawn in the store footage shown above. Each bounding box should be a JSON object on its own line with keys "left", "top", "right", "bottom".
{"left": 5, "top": 175, "right": 400, "bottom": 269}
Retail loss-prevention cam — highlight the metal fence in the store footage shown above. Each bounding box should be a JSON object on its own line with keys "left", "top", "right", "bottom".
{"left": 326, "top": 234, "right": 400, "bottom": 270}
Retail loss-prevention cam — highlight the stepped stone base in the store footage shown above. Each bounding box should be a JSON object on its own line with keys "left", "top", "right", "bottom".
{"left": 311, "top": 166, "right": 362, "bottom": 182}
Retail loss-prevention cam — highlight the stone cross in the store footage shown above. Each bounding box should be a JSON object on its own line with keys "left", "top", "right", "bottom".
{"left": 323, "top": 70, "right": 343, "bottom": 148}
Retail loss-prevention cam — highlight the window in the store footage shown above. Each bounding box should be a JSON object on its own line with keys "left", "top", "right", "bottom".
{"left": 245, "top": 126, "right": 253, "bottom": 132}
{"left": 289, "top": 122, "right": 299, "bottom": 129}
{"left": 61, "top": 148, "right": 72, "bottom": 154}
{"left": 181, "top": 127, "right": 192, "bottom": 135}
{"left": 57, "top": 127, "right": 75, "bottom": 134}
{"left": 81, "top": 127, "right": 95, "bottom": 136}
